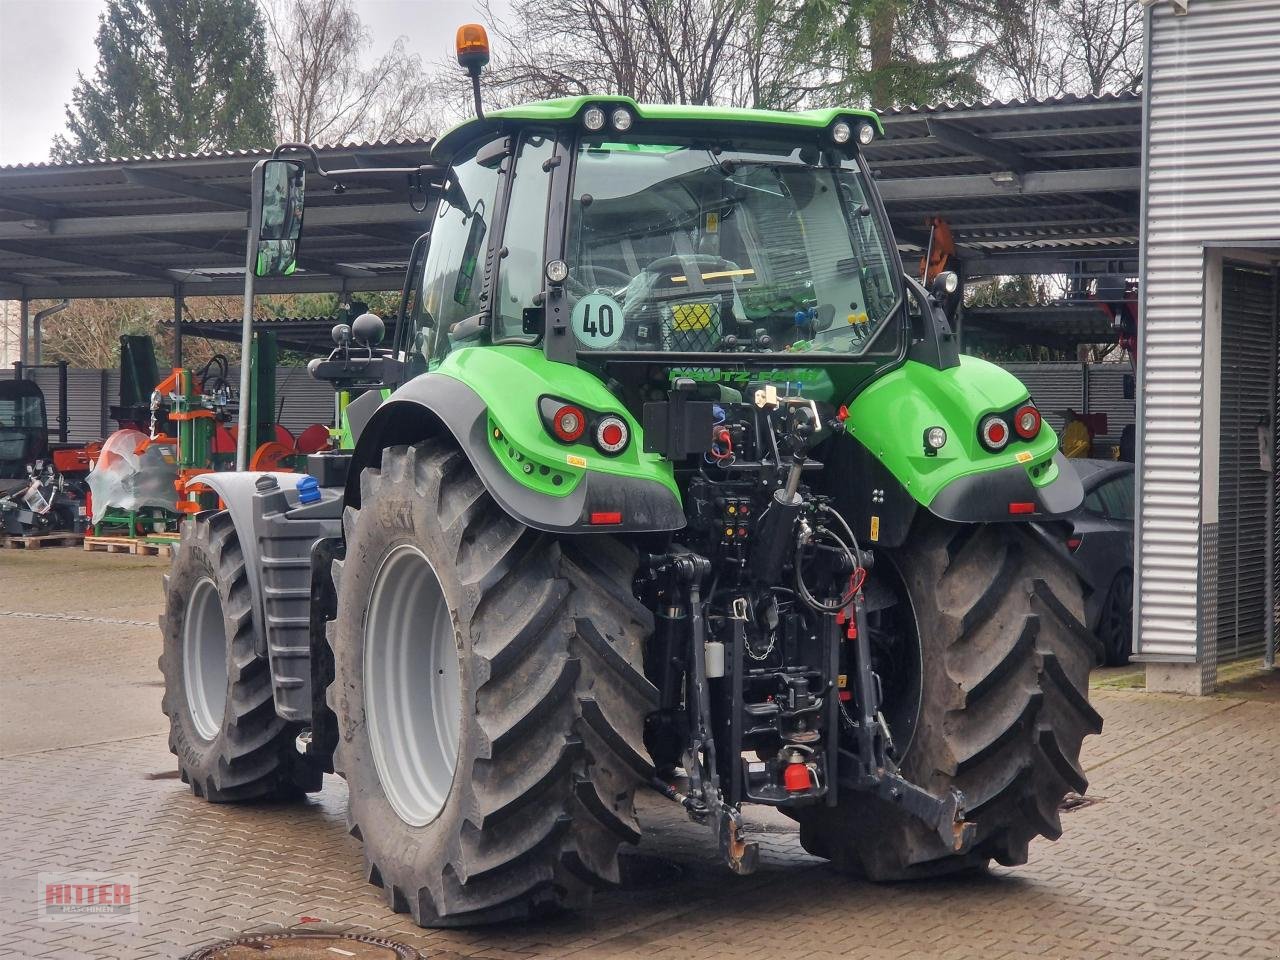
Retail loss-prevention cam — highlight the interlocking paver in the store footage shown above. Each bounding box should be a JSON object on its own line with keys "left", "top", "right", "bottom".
{"left": 4, "top": 552, "right": 1280, "bottom": 959}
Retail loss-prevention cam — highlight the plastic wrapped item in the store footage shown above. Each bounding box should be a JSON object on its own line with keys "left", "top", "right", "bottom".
{"left": 87, "top": 428, "right": 180, "bottom": 523}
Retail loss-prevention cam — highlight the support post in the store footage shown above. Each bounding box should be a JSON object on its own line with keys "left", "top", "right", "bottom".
{"left": 236, "top": 267, "right": 256, "bottom": 471}
{"left": 173, "top": 286, "right": 185, "bottom": 368}
{"left": 18, "top": 299, "right": 28, "bottom": 367}
{"left": 236, "top": 165, "right": 265, "bottom": 472}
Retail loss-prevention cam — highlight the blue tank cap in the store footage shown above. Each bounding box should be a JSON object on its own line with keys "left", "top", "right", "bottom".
{"left": 296, "top": 475, "right": 321, "bottom": 504}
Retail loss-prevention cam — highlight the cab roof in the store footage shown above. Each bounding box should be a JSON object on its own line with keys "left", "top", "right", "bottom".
{"left": 432, "top": 95, "right": 883, "bottom": 162}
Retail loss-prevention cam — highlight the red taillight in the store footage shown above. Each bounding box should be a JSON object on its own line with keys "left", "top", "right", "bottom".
{"left": 1008, "top": 501, "right": 1036, "bottom": 515}
{"left": 1014, "top": 403, "right": 1041, "bottom": 439}
{"left": 594, "top": 415, "right": 629, "bottom": 455}
{"left": 551, "top": 404, "right": 586, "bottom": 443}
{"left": 590, "top": 511, "right": 623, "bottom": 525}
{"left": 980, "top": 415, "right": 1010, "bottom": 451}
{"left": 1066, "top": 535, "right": 1083, "bottom": 551}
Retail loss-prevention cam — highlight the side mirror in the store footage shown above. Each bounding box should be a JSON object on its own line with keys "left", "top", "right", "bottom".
{"left": 253, "top": 159, "right": 306, "bottom": 278}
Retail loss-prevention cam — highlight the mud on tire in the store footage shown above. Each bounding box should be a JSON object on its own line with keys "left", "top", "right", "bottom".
{"left": 328, "top": 440, "right": 655, "bottom": 926}
{"left": 796, "top": 514, "right": 1103, "bottom": 878}
{"left": 159, "top": 511, "right": 324, "bottom": 801}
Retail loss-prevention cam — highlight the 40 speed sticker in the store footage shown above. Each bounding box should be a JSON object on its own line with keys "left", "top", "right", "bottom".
{"left": 572, "top": 293, "right": 624, "bottom": 349}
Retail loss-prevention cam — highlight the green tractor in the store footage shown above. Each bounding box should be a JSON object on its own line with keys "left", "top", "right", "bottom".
{"left": 159, "top": 30, "right": 1101, "bottom": 927}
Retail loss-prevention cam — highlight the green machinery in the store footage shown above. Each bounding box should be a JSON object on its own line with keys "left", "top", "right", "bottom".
{"left": 92, "top": 332, "right": 299, "bottom": 536}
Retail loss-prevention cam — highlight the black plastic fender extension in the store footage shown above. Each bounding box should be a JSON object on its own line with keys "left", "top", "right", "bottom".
{"left": 186, "top": 472, "right": 343, "bottom": 723}
{"left": 927, "top": 451, "right": 1084, "bottom": 523}
{"left": 345, "top": 373, "right": 686, "bottom": 534}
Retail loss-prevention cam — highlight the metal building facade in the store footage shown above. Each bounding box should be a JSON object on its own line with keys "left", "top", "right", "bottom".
{"left": 1139, "top": 0, "right": 1280, "bottom": 688}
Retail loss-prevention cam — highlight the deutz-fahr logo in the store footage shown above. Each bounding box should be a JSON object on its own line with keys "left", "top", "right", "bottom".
{"left": 669, "top": 368, "right": 822, "bottom": 386}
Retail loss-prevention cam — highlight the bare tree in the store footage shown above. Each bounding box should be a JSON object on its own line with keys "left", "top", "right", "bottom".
{"left": 264, "top": 0, "right": 440, "bottom": 144}
{"left": 1059, "top": 0, "right": 1143, "bottom": 95}
{"left": 472, "top": 0, "right": 826, "bottom": 109}
{"left": 984, "top": 0, "right": 1142, "bottom": 101}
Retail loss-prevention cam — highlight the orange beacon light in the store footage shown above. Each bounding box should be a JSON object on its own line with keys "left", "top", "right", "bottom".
{"left": 456, "top": 24, "right": 490, "bottom": 72}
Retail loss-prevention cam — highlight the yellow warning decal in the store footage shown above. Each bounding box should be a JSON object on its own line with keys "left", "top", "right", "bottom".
{"left": 869, "top": 515, "right": 880, "bottom": 541}
{"left": 837, "top": 674, "right": 848, "bottom": 689}
{"left": 705, "top": 211, "right": 719, "bottom": 234}
{"left": 1016, "top": 450, "right": 1033, "bottom": 464}
{"left": 566, "top": 454, "right": 588, "bottom": 468}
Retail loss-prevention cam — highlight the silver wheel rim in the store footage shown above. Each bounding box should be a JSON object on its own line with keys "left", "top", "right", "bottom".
{"left": 364, "top": 543, "right": 461, "bottom": 827}
{"left": 183, "top": 576, "right": 228, "bottom": 741}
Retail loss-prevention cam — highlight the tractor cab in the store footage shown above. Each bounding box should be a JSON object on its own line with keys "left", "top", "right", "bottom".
{"left": 0, "top": 379, "right": 49, "bottom": 485}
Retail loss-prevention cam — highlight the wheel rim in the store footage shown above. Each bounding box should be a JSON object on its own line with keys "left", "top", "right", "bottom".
{"left": 363, "top": 543, "right": 461, "bottom": 827}
{"left": 865, "top": 558, "right": 924, "bottom": 760}
{"left": 183, "top": 576, "right": 228, "bottom": 741}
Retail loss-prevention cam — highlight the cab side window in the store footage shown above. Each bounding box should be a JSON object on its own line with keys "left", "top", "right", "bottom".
{"left": 493, "top": 131, "right": 555, "bottom": 342}
{"left": 405, "top": 139, "right": 502, "bottom": 369}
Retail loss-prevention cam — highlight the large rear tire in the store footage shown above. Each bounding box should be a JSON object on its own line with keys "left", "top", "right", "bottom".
{"left": 328, "top": 440, "right": 655, "bottom": 926}
{"left": 796, "top": 514, "right": 1103, "bottom": 878}
{"left": 159, "top": 511, "right": 323, "bottom": 801}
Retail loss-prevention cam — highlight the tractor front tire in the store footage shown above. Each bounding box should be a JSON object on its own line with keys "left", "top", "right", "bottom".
{"left": 159, "top": 511, "right": 323, "bottom": 801}
{"left": 797, "top": 514, "right": 1103, "bottom": 878}
{"left": 328, "top": 440, "right": 655, "bottom": 927}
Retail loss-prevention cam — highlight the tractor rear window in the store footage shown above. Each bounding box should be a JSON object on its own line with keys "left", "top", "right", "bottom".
{"left": 565, "top": 136, "right": 901, "bottom": 358}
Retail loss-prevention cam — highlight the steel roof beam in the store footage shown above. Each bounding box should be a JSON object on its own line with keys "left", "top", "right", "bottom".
{"left": 122, "top": 167, "right": 248, "bottom": 208}
{"left": 0, "top": 193, "right": 67, "bottom": 220}
{"left": 0, "top": 239, "right": 201, "bottom": 284}
{"left": 926, "top": 118, "right": 1031, "bottom": 174}
{"left": 10, "top": 271, "right": 405, "bottom": 299}
{"left": 138, "top": 230, "right": 374, "bottom": 279}
{"left": 0, "top": 201, "right": 424, "bottom": 240}
{"left": 877, "top": 167, "right": 1140, "bottom": 201}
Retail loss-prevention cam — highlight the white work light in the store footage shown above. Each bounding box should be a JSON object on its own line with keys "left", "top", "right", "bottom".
{"left": 857, "top": 122, "right": 876, "bottom": 145}
{"left": 831, "top": 121, "right": 852, "bottom": 144}
{"left": 583, "top": 106, "right": 607, "bottom": 131}
{"left": 611, "top": 107, "right": 634, "bottom": 132}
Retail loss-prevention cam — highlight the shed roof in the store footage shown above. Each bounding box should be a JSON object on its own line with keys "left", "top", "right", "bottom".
{"left": 0, "top": 91, "right": 1140, "bottom": 301}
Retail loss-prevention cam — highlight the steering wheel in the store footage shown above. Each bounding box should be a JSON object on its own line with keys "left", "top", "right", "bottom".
{"left": 566, "top": 264, "right": 633, "bottom": 297}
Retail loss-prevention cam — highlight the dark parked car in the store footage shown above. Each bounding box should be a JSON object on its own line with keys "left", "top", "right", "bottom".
{"left": 1064, "top": 459, "right": 1135, "bottom": 665}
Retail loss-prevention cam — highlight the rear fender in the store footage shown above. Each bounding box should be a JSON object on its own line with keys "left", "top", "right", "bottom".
{"left": 836, "top": 356, "right": 1083, "bottom": 546}
{"left": 347, "top": 351, "right": 684, "bottom": 533}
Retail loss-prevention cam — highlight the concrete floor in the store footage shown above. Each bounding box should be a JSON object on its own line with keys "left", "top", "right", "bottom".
{"left": 1, "top": 547, "right": 1278, "bottom": 959}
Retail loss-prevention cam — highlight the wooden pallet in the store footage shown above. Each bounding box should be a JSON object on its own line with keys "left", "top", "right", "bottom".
{"left": 82, "top": 535, "right": 136, "bottom": 555}
{"left": 0, "top": 531, "right": 85, "bottom": 550}
{"left": 83, "top": 534, "right": 176, "bottom": 559}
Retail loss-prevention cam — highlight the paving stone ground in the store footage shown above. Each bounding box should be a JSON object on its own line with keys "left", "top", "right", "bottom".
{"left": 1, "top": 548, "right": 1278, "bottom": 959}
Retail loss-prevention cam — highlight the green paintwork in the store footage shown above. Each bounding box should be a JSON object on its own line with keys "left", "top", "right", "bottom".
{"left": 842, "top": 356, "right": 1061, "bottom": 507}
{"left": 433, "top": 95, "right": 883, "bottom": 160}
{"left": 336, "top": 389, "right": 391, "bottom": 451}
{"left": 432, "top": 345, "right": 680, "bottom": 500}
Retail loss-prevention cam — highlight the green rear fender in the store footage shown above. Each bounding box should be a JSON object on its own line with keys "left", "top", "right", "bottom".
{"left": 834, "top": 357, "right": 1083, "bottom": 545}
{"left": 345, "top": 346, "right": 684, "bottom": 533}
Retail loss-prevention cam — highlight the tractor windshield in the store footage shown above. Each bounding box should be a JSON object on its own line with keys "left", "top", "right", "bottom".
{"left": 565, "top": 135, "right": 902, "bottom": 358}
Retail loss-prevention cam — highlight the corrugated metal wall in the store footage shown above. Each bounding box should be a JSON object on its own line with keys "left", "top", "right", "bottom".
{"left": 1138, "top": 0, "right": 1280, "bottom": 661}
{"left": 1004, "top": 362, "right": 1135, "bottom": 453}
{"left": 18, "top": 365, "right": 334, "bottom": 443}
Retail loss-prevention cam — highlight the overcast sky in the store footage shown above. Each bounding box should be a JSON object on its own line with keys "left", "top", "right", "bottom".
{"left": 0, "top": 0, "right": 488, "bottom": 167}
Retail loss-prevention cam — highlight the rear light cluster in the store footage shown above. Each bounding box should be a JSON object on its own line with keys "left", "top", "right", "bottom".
{"left": 978, "top": 402, "right": 1042, "bottom": 453}
{"left": 539, "top": 396, "right": 630, "bottom": 456}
